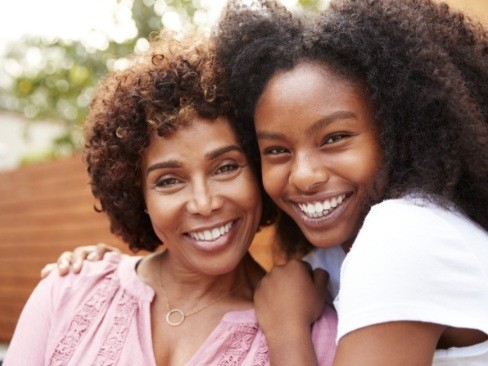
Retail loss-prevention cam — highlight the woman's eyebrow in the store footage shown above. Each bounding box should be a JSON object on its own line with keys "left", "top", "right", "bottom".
{"left": 146, "top": 160, "right": 181, "bottom": 176}
{"left": 146, "top": 145, "right": 242, "bottom": 176}
{"left": 205, "top": 145, "right": 243, "bottom": 160}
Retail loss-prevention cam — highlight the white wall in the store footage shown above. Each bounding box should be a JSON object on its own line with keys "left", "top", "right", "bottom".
{"left": 0, "top": 111, "right": 65, "bottom": 171}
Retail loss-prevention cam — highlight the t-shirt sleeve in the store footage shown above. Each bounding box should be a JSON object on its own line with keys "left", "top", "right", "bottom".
{"left": 335, "top": 199, "right": 488, "bottom": 340}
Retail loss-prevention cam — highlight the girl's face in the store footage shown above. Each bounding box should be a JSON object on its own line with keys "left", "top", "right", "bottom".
{"left": 142, "top": 116, "right": 262, "bottom": 276}
{"left": 254, "top": 62, "right": 384, "bottom": 251}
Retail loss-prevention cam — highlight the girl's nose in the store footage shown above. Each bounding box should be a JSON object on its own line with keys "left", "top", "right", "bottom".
{"left": 289, "top": 152, "right": 329, "bottom": 193}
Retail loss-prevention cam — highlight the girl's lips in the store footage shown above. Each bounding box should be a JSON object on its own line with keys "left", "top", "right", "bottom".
{"left": 291, "top": 193, "right": 352, "bottom": 228}
{"left": 296, "top": 194, "right": 347, "bottom": 218}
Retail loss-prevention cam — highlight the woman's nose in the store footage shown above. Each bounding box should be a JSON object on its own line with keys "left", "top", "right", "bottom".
{"left": 186, "top": 180, "right": 223, "bottom": 216}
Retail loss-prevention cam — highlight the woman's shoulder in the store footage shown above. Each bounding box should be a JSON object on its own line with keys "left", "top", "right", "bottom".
{"left": 43, "top": 252, "right": 145, "bottom": 305}
{"left": 47, "top": 252, "right": 125, "bottom": 284}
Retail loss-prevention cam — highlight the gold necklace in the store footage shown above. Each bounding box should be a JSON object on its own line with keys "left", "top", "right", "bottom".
{"left": 157, "top": 254, "right": 244, "bottom": 326}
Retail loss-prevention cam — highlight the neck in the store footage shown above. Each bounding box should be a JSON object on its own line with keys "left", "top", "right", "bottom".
{"left": 149, "top": 250, "right": 263, "bottom": 305}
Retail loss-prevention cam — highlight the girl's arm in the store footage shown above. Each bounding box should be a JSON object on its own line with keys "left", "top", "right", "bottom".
{"left": 253, "top": 259, "right": 329, "bottom": 366}
{"left": 333, "top": 321, "right": 444, "bottom": 366}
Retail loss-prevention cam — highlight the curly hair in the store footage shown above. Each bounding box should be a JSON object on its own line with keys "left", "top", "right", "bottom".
{"left": 215, "top": 0, "right": 488, "bottom": 256}
{"left": 84, "top": 33, "right": 276, "bottom": 252}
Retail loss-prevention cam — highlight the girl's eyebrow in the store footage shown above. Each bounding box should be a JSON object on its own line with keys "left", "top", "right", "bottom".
{"left": 256, "top": 130, "right": 286, "bottom": 141}
{"left": 256, "top": 111, "right": 357, "bottom": 141}
{"left": 146, "top": 145, "right": 243, "bottom": 176}
{"left": 307, "top": 111, "right": 357, "bottom": 135}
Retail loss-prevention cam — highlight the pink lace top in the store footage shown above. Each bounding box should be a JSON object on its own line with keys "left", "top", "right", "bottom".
{"left": 4, "top": 252, "right": 337, "bottom": 365}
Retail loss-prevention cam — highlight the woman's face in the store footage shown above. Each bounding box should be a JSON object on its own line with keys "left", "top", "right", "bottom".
{"left": 254, "top": 62, "right": 384, "bottom": 251}
{"left": 142, "top": 116, "right": 262, "bottom": 276}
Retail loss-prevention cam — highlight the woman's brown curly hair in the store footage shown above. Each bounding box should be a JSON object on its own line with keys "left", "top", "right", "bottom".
{"left": 84, "top": 33, "right": 276, "bottom": 252}
{"left": 215, "top": 0, "right": 488, "bottom": 257}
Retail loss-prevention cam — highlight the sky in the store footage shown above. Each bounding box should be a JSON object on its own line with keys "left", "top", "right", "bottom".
{"left": 0, "top": 0, "right": 238, "bottom": 170}
{"left": 0, "top": 0, "right": 126, "bottom": 43}
{"left": 0, "top": 0, "right": 238, "bottom": 55}
{"left": 0, "top": 0, "right": 486, "bottom": 56}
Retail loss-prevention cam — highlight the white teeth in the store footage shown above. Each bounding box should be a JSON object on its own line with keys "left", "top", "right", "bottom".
{"left": 188, "top": 222, "right": 233, "bottom": 242}
{"left": 298, "top": 194, "right": 346, "bottom": 218}
{"left": 314, "top": 202, "right": 323, "bottom": 212}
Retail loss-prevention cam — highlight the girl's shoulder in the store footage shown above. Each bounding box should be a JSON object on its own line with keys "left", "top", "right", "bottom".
{"left": 367, "top": 196, "right": 487, "bottom": 241}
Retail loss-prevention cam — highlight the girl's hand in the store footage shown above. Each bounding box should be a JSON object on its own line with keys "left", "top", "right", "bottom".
{"left": 40, "top": 243, "right": 120, "bottom": 278}
{"left": 254, "top": 259, "right": 329, "bottom": 334}
{"left": 254, "top": 259, "right": 329, "bottom": 365}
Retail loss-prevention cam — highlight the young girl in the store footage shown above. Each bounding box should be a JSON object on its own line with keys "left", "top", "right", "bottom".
{"left": 215, "top": 0, "right": 487, "bottom": 364}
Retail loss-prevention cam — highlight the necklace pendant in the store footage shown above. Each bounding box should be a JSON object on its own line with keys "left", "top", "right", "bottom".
{"left": 166, "top": 308, "right": 185, "bottom": 326}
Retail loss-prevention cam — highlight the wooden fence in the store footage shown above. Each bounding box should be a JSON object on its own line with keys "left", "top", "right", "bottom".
{"left": 0, "top": 155, "right": 277, "bottom": 342}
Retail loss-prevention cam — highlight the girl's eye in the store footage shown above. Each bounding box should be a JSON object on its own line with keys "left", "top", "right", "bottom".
{"left": 323, "top": 134, "right": 347, "bottom": 145}
{"left": 262, "top": 147, "right": 289, "bottom": 156}
{"left": 216, "top": 163, "right": 240, "bottom": 175}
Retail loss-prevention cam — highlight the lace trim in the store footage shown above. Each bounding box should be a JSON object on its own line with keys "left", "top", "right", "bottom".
{"left": 48, "top": 273, "right": 138, "bottom": 366}
{"left": 92, "top": 291, "right": 138, "bottom": 366}
{"left": 217, "top": 323, "right": 270, "bottom": 366}
{"left": 254, "top": 336, "right": 269, "bottom": 365}
{"left": 49, "top": 274, "right": 119, "bottom": 365}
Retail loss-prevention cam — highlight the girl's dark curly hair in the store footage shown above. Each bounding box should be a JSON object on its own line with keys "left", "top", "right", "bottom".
{"left": 215, "top": 0, "right": 488, "bottom": 256}
{"left": 84, "top": 33, "right": 276, "bottom": 252}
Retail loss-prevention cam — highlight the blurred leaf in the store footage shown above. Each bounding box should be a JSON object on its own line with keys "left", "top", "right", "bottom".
{"left": 1, "top": 0, "right": 320, "bottom": 165}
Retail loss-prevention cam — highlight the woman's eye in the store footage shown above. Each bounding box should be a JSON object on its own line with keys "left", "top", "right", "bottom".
{"left": 155, "top": 177, "right": 180, "bottom": 188}
{"left": 216, "top": 163, "right": 240, "bottom": 175}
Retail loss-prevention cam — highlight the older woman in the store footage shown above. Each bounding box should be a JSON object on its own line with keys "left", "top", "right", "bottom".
{"left": 4, "top": 33, "right": 337, "bottom": 365}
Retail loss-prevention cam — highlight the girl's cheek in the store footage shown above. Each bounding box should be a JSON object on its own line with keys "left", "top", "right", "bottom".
{"left": 262, "top": 167, "right": 284, "bottom": 198}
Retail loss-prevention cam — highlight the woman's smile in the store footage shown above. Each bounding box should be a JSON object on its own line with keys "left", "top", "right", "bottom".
{"left": 142, "top": 116, "right": 262, "bottom": 275}
{"left": 185, "top": 220, "right": 238, "bottom": 253}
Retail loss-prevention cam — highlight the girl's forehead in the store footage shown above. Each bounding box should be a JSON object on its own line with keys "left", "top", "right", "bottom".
{"left": 257, "top": 63, "right": 370, "bottom": 113}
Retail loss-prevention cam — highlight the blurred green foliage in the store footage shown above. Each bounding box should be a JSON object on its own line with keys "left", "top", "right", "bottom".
{"left": 0, "top": 0, "right": 321, "bottom": 164}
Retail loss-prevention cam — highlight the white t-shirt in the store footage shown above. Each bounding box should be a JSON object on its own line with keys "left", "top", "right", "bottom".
{"left": 335, "top": 197, "right": 488, "bottom": 365}
{"left": 303, "top": 245, "right": 346, "bottom": 299}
